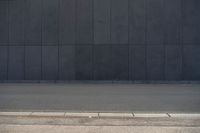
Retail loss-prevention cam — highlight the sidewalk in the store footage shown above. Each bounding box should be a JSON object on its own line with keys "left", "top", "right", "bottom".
{"left": 2, "top": 125, "right": 199, "bottom": 133}
{"left": 0, "top": 112, "right": 200, "bottom": 133}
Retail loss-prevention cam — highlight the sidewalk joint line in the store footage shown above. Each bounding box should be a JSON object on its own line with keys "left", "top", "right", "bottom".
{"left": 166, "top": 113, "right": 171, "bottom": 117}
{"left": 132, "top": 112, "right": 135, "bottom": 118}
{"left": 64, "top": 112, "right": 67, "bottom": 117}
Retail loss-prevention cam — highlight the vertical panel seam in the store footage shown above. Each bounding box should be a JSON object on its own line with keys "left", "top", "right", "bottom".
{"left": 57, "top": 0, "right": 60, "bottom": 80}
{"left": 110, "top": 0, "right": 113, "bottom": 82}
{"left": 75, "top": 0, "right": 77, "bottom": 80}
{"left": 180, "top": 0, "right": 184, "bottom": 80}
{"left": 74, "top": 0, "right": 77, "bottom": 80}
{"left": 23, "top": 0, "right": 26, "bottom": 80}
{"left": 178, "top": 0, "right": 182, "bottom": 80}
{"left": 132, "top": 46, "right": 134, "bottom": 80}
{"left": 41, "top": 0, "right": 44, "bottom": 80}
{"left": 163, "top": 0, "right": 166, "bottom": 80}
{"left": 75, "top": 0, "right": 77, "bottom": 45}
{"left": 128, "top": 0, "right": 130, "bottom": 80}
{"left": 144, "top": 0, "right": 147, "bottom": 80}
{"left": 92, "top": 0, "right": 94, "bottom": 80}
{"left": 7, "top": 0, "right": 10, "bottom": 80}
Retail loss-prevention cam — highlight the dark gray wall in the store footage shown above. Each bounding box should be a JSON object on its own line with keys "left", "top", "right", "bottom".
{"left": 0, "top": 0, "right": 200, "bottom": 81}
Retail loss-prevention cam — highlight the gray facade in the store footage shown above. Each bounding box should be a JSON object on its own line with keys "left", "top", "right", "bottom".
{"left": 0, "top": 0, "right": 200, "bottom": 81}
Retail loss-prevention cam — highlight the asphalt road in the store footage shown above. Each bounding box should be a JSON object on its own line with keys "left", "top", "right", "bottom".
{"left": 0, "top": 83, "right": 200, "bottom": 112}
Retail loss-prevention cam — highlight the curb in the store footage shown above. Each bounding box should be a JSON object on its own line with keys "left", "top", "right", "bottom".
{"left": 0, "top": 112, "right": 200, "bottom": 118}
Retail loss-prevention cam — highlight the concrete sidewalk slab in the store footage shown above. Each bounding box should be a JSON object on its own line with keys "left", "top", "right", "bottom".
{"left": 134, "top": 113, "right": 169, "bottom": 118}
{"left": 64, "top": 113, "right": 98, "bottom": 118}
{"left": 99, "top": 113, "right": 133, "bottom": 118}
{"left": 0, "top": 112, "right": 31, "bottom": 116}
{"left": 1, "top": 115, "right": 200, "bottom": 127}
{"left": 31, "top": 112, "right": 65, "bottom": 117}
{"left": 170, "top": 113, "right": 200, "bottom": 118}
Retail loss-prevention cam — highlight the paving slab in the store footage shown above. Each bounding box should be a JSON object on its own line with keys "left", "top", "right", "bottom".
{"left": 64, "top": 113, "right": 98, "bottom": 118}
{"left": 0, "top": 112, "right": 31, "bottom": 116}
{"left": 134, "top": 113, "right": 169, "bottom": 118}
{"left": 31, "top": 112, "right": 65, "bottom": 117}
{"left": 1, "top": 115, "right": 200, "bottom": 126}
{"left": 170, "top": 113, "right": 200, "bottom": 118}
{"left": 99, "top": 113, "right": 133, "bottom": 118}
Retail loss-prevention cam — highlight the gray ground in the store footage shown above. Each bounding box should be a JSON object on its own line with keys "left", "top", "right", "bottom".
{"left": 0, "top": 83, "right": 200, "bottom": 112}
{"left": 1, "top": 125, "right": 199, "bottom": 133}
{"left": 0, "top": 116, "right": 200, "bottom": 133}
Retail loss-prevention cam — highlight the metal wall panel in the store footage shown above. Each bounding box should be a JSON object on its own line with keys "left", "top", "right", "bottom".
{"left": 75, "top": 46, "right": 93, "bottom": 80}
{"left": 0, "top": 0, "right": 200, "bottom": 81}
{"left": 94, "top": 0, "right": 111, "bottom": 44}
{"left": 111, "top": 0, "right": 128, "bottom": 44}
{"left": 0, "top": 1, "right": 8, "bottom": 45}
{"left": 25, "top": 46, "right": 41, "bottom": 80}
{"left": 147, "top": 46, "right": 164, "bottom": 80}
{"left": 182, "top": 0, "right": 200, "bottom": 44}
{"left": 130, "top": 46, "right": 146, "bottom": 80}
{"left": 129, "top": 0, "right": 146, "bottom": 45}
{"left": 42, "top": 0, "right": 59, "bottom": 45}
{"left": 59, "top": 46, "right": 75, "bottom": 80}
{"left": 59, "top": 0, "right": 76, "bottom": 45}
{"left": 76, "top": 0, "right": 93, "bottom": 44}
{"left": 165, "top": 46, "right": 182, "bottom": 80}
{"left": 163, "top": 0, "right": 181, "bottom": 45}
{"left": 112, "top": 46, "right": 129, "bottom": 80}
{"left": 94, "top": 46, "right": 112, "bottom": 80}
{"left": 183, "top": 46, "right": 200, "bottom": 80}
{"left": 8, "top": 46, "right": 24, "bottom": 80}
{"left": 24, "top": 0, "right": 42, "bottom": 45}
{"left": 42, "top": 46, "right": 58, "bottom": 80}
{"left": 147, "top": 0, "right": 164, "bottom": 45}
{"left": 9, "top": 0, "right": 25, "bottom": 45}
{"left": 0, "top": 46, "right": 8, "bottom": 80}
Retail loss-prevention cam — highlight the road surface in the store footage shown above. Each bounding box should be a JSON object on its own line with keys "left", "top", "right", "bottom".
{"left": 0, "top": 83, "right": 200, "bottom": 112}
